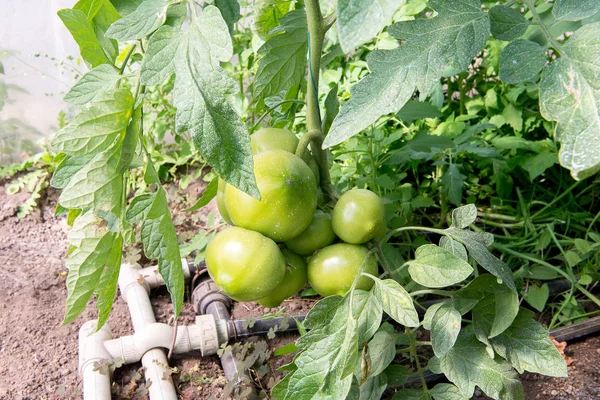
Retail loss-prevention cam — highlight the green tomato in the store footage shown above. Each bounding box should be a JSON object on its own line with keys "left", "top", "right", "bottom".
{"left": 307, "top": 243, "right": 378, "bottom": 297}
{"left": 251, "top": 127, "right": 320, "bottom": 184}
{"left": 216, "top": 177, "right": 233, "bottom": 225}
{"left": 257, "top": 249, "right": 308, "bottom": 308}
{"left": 224, "top": 149, "right": 317, "bottom": 242}
{"left": 285, "top": 210, "right": 336, "bottom": 256}
{"left": 206, "top": 226, "right": 286, "bottom": 302}
{"left": 251, "top": 127, "right": 299, "bottom": 154}
{"left": 332, "top": 189, "right": 386, "bottom": 244}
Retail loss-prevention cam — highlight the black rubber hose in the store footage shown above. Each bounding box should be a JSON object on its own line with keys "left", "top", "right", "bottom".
{"left": 229, "top": 315, "right": 306, "bottom": 340}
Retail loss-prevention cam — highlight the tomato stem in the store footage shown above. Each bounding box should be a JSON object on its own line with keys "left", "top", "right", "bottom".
{"left": 305, "top": 0, "right": 337, "bottom": 202}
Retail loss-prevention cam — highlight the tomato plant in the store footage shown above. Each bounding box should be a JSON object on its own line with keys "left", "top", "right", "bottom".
{"left": 49, "top": 0, "right": 600, "bottom": 398}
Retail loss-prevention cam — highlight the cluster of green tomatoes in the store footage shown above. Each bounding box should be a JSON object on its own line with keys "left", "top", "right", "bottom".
{"left": 206, "top": 128, "right": 385, "bottom": 307}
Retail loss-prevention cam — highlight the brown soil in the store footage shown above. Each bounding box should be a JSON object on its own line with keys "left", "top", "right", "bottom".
{"left": 0, "top": 179, "right": 598, "bottom": 400}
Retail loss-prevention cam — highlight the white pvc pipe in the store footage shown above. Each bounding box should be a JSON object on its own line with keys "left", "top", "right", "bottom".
{"left": 140, "top": 258, "right": 190, "bottom": 289}
{"left": 118, "top": 263, "right": 178, "bottom": 400}
{"left": 103, "top": 317, "right": 224, "bottom": 364}
{"left": 79, "top": 320, "right": 113, "bottom": 400}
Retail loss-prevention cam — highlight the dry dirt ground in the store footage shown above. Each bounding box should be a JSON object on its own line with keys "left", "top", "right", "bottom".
{"left": 0, "top": 181, "right": 598, "bottom": 399}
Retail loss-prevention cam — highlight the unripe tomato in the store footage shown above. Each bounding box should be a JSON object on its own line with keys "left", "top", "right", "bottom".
{"left": 224, "top": 149, "right": 317, "bottom": 242}
{"left": 251, "top": 127, "right": 298, "bottom": 154}
{"left": 332, "top": 189, "right": 386, "bottom": 244}
{"left": 285, "top": 210, "right": 336, "bottom": 256}
{"left": 206, "top": 226, "right": 286, "bottom": 301}
{"left": 257, "top": 249, "right": 308, "bottom": 308}
{"left": 251, "top": 127, "right": 320, "bottom": 184}
{"left": 307, "top": 243, "right": 378, "bottom": 297}
{"left": 216, "top": 177, "right": 233, "bottom": 225}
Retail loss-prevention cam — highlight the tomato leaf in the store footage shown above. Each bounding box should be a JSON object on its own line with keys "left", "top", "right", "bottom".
{"left": 73, "top": 0, "right": 104, "bottom": 19}
{"left": 539, "top": 22, "right": 600, "bottom": 180}
{"left": 126, "top": 187, "right": 185, "bottom": 318}
{"left": 253, "top": 9, "right": 307, "bottom": 108}
{"left": 407, "top": 244, "right": 473, "bottom": 288}
{"left": 438, "top": 330, "right": 524, "bottom": 399}
{"left": 499, "top": 39, "right": 547, "bottom": 84}
{"left": 430, "top": 303, "right": 462, "bottom": 357}
{"left": 324, "top": 0, "right": 490, "bottom": 148}
{"left": 105, "top": 0, "right": 171, "bottom": 41}
{"left": 365, "top": 325, "right": 396, "bottom": 377}
{"left": 445, "top": 228, "right": 517, "bottom": 292}
{"left": 253, "top": 0, "right": 293, "bottom": 39}
{"left": 488, "top": 5, "right": 529, "bottom": 41}
{"left": 472, "top": 285, "right": 519, "bottom": 340}
{"left": 430, "top": 383, "right": 466, "bottom": 400}
{"left": 215, "top": 0, "right": 240, "bottom": 33}
{"left": 450, "top": 204, "right": 477, "bottom": 229}
{"left": 62, "top": 212, "right": 123, "bottom": 325}
{"left": 441, "top": 163, "right": 466, "bottom": 207}
{"left": 141, "top": 6, "right": 259, "bottom": 199}
{"left": 372, "top": 277, "right": 419, "bottom": 327}
{"left": 58, "top": 8, "right": 112, "bottom": 67}
{"left": 336, "top": 0, "right": 405, "bottom": 53}
{"left": 552, "top": 0, "right": 600, "bottom": 21}
{"left": 64, "top": 64, "right": 120, "bottom": 105}
{"left": 184, "top": 177, "right": 218, "bottom": 211}
{"left": 52, "top": 88, "right": 134, "bottom": 157}
{"left": 490, "top": 309, "right": 568, "bottom": 377}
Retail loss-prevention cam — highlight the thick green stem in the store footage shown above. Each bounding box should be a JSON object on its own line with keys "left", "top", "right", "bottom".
{"left": 305, "top": 0, "right": 336, "bottom": 201}
{"left": 296, "top": 129, "right": 322, "bottom": 159}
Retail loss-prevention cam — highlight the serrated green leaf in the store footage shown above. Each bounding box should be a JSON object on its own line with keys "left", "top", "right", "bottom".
{"left": 215, "top": 0, "right": 240, "bottom": 33}
{"left": 64, "top": 64, "right": 120, "bottom": 105}
{"left": 442, "top": 163, "right": 466, "bottom": 206}
{"left": 58, "top": 8, "right": 111, "bottom": 67}
{"left": 431, "top": 303, "right": 462, "bottom": 357}
{"left": 279, "top": 295, "right": 358, "bottom": 400}
{"left": 365, "top": 325, "right": 396, "bottom": 378}
{"left": 500, "top": 39, "right": 547, "bottom": 84}
{"left": 439, "top": 330, "right": 524, "bottom": 399}
{"left": 63, "top": 212, "right": 122, "bottom": 325}
{"left": 141, "top": 6, "right": 259, "bottom": 198}
{"left": 74, "top": 0, "right": 104, "bottom": 19}
{"left": 451, "top": 204, "right": 477, "bottom": 229}
{"left": 473, "top": 286, "right": 519, "bottom": 339}
{"left": 126, "top": 187, "right": 184, "bottom": 317}
{"left": 337, "top": 0, "right": 405, "bottom": 53}
{"left": 372, "top": 278, "right": 419, "bottom": 327}
{"left": 94, "top": 233, "right": 123, "bottom": 328}
{"left": 58, "top": 146, "right": 124, "bottom": 211}
{"left": 539, "top": 22, "right": 600, "bottom": 180}
{"left": 184, "top": 177, "right": 218, "bottom": 211}
{"left": 553, "top": 0, "right": 600, "bottom": 22}
{"left": 438, "top": 237, "right": 468, "bottom": 262}
{"left": 407, "top": 244, "right": 473, "bottom": 288}
{"left": 383, "top": 364, "right": 410, "bottom": 387}
{"left": 491, "top": 309, "right": 567, "bottom": 376}
{"left": 430, "top": 383, "right": 467, "bottom": 400}
{"left": 51, "top": 155, "right": 94, "bottom": 189}
{"left": 253, "top": 9, "right": 307, "bottom": 107}
{"left": 488, "top": 5, "right": 529, "bottom": 41}
{"left": 445, "top": 228, "right": 516, "bottom": 292}
{"left": 324, "top": 0, "right": 490, "bottom": 148}
{"left": 106, "top": 0, "right": 171, "bottom": 41}
{"left": 52, "top": 88, "right": 134, "bottom": 157}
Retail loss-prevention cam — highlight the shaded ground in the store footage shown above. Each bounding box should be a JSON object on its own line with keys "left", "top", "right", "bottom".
{"left": 0, "top": 180, "right": 598, "bottom": 399}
